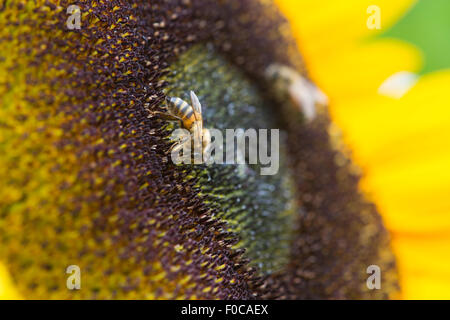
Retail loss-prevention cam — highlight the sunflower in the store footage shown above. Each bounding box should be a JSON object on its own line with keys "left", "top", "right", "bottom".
{"left": 275, "top": 0, "right": 450, "bottom": 299}
{"left": 1, "top": 0, "right": 446, "bottom": 300}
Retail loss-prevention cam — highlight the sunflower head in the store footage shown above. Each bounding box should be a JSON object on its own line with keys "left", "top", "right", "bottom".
{"left": 0, "top": 0, "right": 398, "bottom": 299}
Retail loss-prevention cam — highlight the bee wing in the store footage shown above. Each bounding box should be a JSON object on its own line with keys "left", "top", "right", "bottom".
{"left": 190, "top": 91, "right": 202, "bottom": 119}
{"left": 190, "top": 91, "right": 203, "bottom": 143}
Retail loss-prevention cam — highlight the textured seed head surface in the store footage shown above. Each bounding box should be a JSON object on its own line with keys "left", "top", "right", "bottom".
{"left": 0, "top": 0, "right": 398, "bottom": 299}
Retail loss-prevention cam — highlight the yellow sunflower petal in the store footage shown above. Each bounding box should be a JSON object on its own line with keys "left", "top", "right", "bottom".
{"left": 316, "top": 39, "right": 421, "bottom": 102}
{"left": 393, "top": 235, "right": 450, "bottom": 299}
{"left": 275, "top": 0, "right": 416, "bottom": 55}
{"left": 276, "top": 0, "right": 422, "bottom": 105}
{"left": 335, "top": 70, "right": 450, "bottom": 298}
{"left": 0, "top": 262, "right": 21, "bottom": 300}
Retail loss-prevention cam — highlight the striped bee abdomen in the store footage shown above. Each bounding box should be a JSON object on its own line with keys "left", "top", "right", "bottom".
{"left": 167, "top": 97, "right": 196, "bottom": 129}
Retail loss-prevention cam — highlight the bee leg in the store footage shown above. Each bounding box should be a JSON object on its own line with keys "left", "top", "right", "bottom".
{"left": 168, "top": 142, "right": 183, "bottom": 155}
{"left": 167, "top": 139, "right": 193, "bottom": 165}
{"left": 166, "top": 134, "right": 190, "bottom": 155}
{"left": 151, "top": 111, "right": 185, "bottom": 129}
{"left": 169, "top": 129, "right": 190, "bottom": 143}
{"left": 151, "top": 110, "right": 183, "bottom": 122}
{"left": 201, "top": 142, "right": 212, "bottom": 164}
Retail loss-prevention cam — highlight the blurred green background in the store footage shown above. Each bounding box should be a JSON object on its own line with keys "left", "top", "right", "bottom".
{"left": 383, "top": 0, "right": 450, "bottom": 74}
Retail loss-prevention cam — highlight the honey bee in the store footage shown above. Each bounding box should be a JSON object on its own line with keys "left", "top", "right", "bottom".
{"left": 265, "top": 64, "right": 328, "bottom": 121}
{"left": 156, "top": 91, "right": 211, "bottom": 162}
